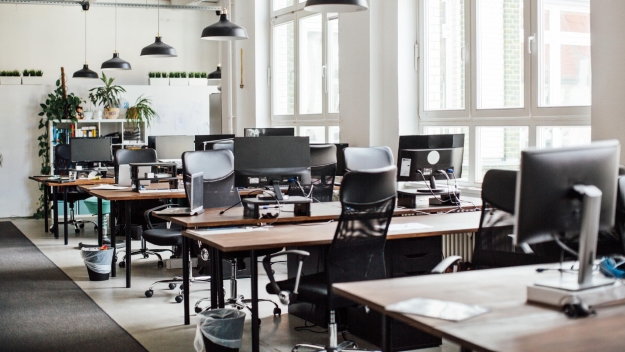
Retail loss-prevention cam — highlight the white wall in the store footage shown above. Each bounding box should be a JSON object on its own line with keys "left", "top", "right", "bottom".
{"left": 591, "top": 0, "right": 625, "bottom": 164}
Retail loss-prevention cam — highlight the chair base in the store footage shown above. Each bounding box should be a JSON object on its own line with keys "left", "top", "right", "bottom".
{"left": 145, "top": 275, "right": 211, "bottom": 303}
{"left": 118, "top": 248, "right": 174, "bottom": 268}
{"left": 195, "top": 294, "right": 281, "bottom": 317}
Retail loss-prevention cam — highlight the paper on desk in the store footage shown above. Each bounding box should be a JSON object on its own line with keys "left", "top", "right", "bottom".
{"left": 382, "top": 222, "right": 433, "bottom": 232}
{"left": 191, "top": 227, "right": 269, "bottom": 236}
{"left": 89, "top": 185, "right": 129, "bottom": 190}
{"left": 386, "top": 297, "right": 490, "bottom": 322}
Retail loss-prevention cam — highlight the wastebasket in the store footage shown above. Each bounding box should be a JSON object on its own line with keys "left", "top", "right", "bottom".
{"left": 83, "top": 196, "right": 110, "bottom": 214}
{"left": 81, "top": 247, "right": 114, "bottom": 281}
{"left": 194, "top": 309, "right": 246, "bottom": 352}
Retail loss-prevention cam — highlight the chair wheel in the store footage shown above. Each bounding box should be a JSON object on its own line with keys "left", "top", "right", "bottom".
{"left": 145, "top": 290, "right": 153, "bottom": 298}
{"left": 79, "top": 223, "right": 85, "bottom": 228}
{"left": 143, "top": 254, "right": 149, "bottom": 259}
{"left": 195, "top": 307, "right": 202, "bottom": 313}
{"left": 119, "top": 261, "right": 125, "bottom": 268}
{"left": 169, "top": 283, "right": 177, "bottom": 290}
{"left": 273, "top": 307, "right": 282, "bottom": 317}
{"left": 158, "top": 261, "right": 164, "bottom": 268}
{"left": 75, "top": 229, "right": 80, "bottom": 234}
{"left": 93, "top": 225, "right": 98, "bottom": 231}
{"left": 175, "top": 295, "right": 183, "bottom": 303}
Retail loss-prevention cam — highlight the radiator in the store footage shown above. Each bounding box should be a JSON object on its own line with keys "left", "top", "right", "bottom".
{"left": 442, "top": 232, "right": 475, "bottom": 263}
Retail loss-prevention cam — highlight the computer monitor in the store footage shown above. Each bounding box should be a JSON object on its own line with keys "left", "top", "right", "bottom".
{"left": 514, "top": 140, "right": 620, "bottom": 291}
{"left": 148, "top": 135, "right": 195, "bottom": 160}
{"left": 194, "top": 134, "right": 235, "bottom": 151}
{"left": 70, "top": 137, "right": 113, "bottom": 164}
{"left": 234, "top": 136, "right": 311, "bottom": 200}
{"left": 399, "top": 134, "right": 464, "bottom": 151}
{"left": 244, "top": 128, "right": 295, "bottom": 137}
{"left": 397, "top": 148, "right": 464, "bottom": 192}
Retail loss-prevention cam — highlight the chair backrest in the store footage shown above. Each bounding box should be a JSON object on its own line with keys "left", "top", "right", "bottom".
{"left": 114, "top": 148, "right": 158, "bottom": 183}
{"left": 326, "top": 166, "right": 397, "bottom": 306}
{"left": 343, "top": 146, "right": 394, "bottom": 171}
{"left": 54, "top": 144, "right": 71, "bottom": 175}
{"left": 182, "top": 149, "right": 241, "bottom": 209}
{"left": 309, "top": 144, "right": 337, "bottom": 202}
{"left": 212, "top": 140, "right": 234, "bottom": 152}
{"left": 614, "top": 176, "right": 625, "bottom": 253}
{"left": 473, "top": 169, "right": 552, "bottom": 268}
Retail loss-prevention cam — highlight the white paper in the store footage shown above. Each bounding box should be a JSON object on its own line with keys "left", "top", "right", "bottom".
{"left": 400, "top": 158, "right": 412, "bottom": 177}
{"left": 89, "top": 185, "right": 129, "bottom": 190}
{"left": 386, "top": 297, "right": 490, "bottom": 322}
{"left": 386, "top": 222, "right": 433, "bottom": 232}
{"left": 191, "top": 227, "right": 269, "bottom": 236}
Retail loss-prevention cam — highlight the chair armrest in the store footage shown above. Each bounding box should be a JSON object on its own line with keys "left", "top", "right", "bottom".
{"left": 262, "top": 250, "right": 310, "bottom": 305}
{"left": 143, "top": 204, "right": 179, "bottom": 229}
{"left": 430, "top": 255, "right": 462, "bottom": 274}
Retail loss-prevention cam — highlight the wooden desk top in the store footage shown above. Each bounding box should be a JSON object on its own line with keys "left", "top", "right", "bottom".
{"left": 78, "top": 185, "right": 186, "bottom": 201}
{"left": 159, "top": 197, "right": 482, "bottom": 228}
{"left": 184, "top": 211, "right": 480, "bottom": 252}
{"left": 30, "top": 176, "right": 115, "bottom": 187}
{"left": 333, "top": 265, "right": 625, "bottom": 352}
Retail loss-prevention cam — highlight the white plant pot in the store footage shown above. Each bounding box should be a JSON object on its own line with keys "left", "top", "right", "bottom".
{"left": 83, "top": 111, "right": 94, "bottom": 120}
{"left": 21, "top": 76, "right": 43, "bottom": 85}
{"left": 1, "top": 77, "right": 22, "bottom": 85}
{"left": 188, "top": 78, "right": 208, "bottom": 86}
{"left": 169, "top": 78, "right": 189, "bottom": 86}
{"left": 149, "top": 78, "right": 169, "bottom": 86}
{"left": 104, "top": 108, "right": 120, "bottom": 119}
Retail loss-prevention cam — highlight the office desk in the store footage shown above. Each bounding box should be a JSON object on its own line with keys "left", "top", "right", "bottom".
{"left": 333, "top": 264, "right": 625, "bottom": 352}
{"left": 79, "top": 185, "right": 186, "bottom": 288}
{"left": 183, "top": 211, "right": 481, "bottom": 352}
{"left": 29, "top": 176, "right": 114, "bottom": 245}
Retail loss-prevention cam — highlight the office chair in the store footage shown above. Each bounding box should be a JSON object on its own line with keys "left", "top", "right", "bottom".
{"left": 288, "top": 144, "right": 337, "bottom": 202}
{"left": 50, "top": 144, "right": 98, "bottom": 235}
{"left": 114, "top": 148, "right": 173, "bottom": 268}
{"left": 343, "top": 146, "right": 394, "bottom": 171}
{"left": 263, "top": 165, "right": 397, "bottom": 352}
{"left": 212, "top": 140, "right": 234, "bottom": 152}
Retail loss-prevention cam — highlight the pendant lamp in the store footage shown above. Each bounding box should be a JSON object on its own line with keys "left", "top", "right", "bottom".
{"left": 207, "top": 65, "right": 221, "bottom": 79}
{"left": 73, "top": 5, "right": 98, "bottom": 79}
{"left": 102, "top": 0, "right": 131, "bottom": 70}
{"left": 141, "top": 0, "right": 177, "bottom": 57}
{"left": 200, "top": 8, "right": 248, "bottom": 41}
{"left": 304, "top": 0, "right": 369, "bottom": 13}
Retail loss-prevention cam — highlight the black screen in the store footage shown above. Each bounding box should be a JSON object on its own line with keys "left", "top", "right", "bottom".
{"left": 194, "top": 134, "right": 235, "bottom": 151}
{"left": 70, "top": 137, "right": 112, "bottom": 163}
{"left": 244, "top": 128, "right": 295, "bottom": 137}
{"left": 399, "top": 134, "right": 464, "bottom": 151}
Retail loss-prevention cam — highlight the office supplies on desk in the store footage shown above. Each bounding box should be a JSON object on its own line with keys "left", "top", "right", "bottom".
{"left": 90, "top": 185, "right": 129, "bottom": 190}
{"left": 386, "top": 297, "right": 490, "bottom": 322}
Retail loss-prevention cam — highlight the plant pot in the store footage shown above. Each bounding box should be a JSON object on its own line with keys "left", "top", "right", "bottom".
{"left": 189, "top": 78, "right": 208, "bottom": 86}
{"left": 84, "top": 111, "right": 94, "bottom": 120}
{"left": 169, "top": 78, "right": 189, "bottom": 86}
{"left": 21, "top": 76, "right": 43, "bottom": 85}
{"left": 149, "top": 78, "right": 169, "bottom": 86}
{"left": 104, "top": 108, "right": 120, "bottom": 119}
{"left": 0, "top": 77, "right": 22, "bottom": 85}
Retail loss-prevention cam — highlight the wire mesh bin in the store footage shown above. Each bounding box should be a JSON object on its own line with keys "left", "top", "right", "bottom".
{"left": 194, "top": 309, "right": 245, "bottom": 352}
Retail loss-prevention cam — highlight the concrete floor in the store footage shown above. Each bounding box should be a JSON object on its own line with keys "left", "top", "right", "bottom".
{"left": 7, "top": 218, "right": 460, "bottom": 352}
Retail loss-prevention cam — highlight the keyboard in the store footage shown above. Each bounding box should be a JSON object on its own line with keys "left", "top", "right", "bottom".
{"left": 138, "top": 189, "right": 185, "bottom": 194}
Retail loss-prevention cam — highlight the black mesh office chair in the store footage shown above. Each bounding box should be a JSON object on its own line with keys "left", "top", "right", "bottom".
{"left": 288, "top": 144, "right": 337, "bottom": 202}
{"left": 212, "top": 140, "right": 234, "bottom": 152}
{"left": 50, "top": 144, "right": 98, "bottom": 235}
{"left": 343, "top": 146, "right": 394, "bottom": 171}
{"left": 114, "top": 148, "right": 172, "bottom": 268}
{"left": 263, "top": 166, "right": 397, "bottom": 352}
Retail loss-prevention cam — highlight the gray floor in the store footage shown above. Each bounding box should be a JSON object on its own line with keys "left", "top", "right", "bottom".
{"left": 7, "top": 218, "right": 460, "bottom": 352}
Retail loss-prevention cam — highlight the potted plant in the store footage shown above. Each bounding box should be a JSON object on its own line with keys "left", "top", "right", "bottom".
{"left": 170, "top": 71, "right": 188, "bottom": 86}
{"left": 126, "top": 95, "right": 158, "bottom": 128}
{"left": 22, "top": 69, "right": 43, "bottom": 85}
{"left": 88, "top": 72, "right": 126, "bottom": 119}
{"left": 0, "top": 70, "right": 21, "bottom": 85}
{"left": 149, "top": 71, "right": 169, "bottom": 86}
{"left": 189, "top": 71, "right": 207, "bottom": 86}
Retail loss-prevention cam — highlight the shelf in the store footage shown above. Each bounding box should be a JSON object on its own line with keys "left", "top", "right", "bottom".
{"left": 59, "top": 119, "right": 136, "bottom": 123}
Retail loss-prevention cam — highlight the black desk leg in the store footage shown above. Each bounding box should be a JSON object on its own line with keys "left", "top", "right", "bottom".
{"left": 63, "top": 187, "right": 68, "bottom": 245}
{"left": 44, "top": 185, "right": 49, "bottom": 232}
{"left": 52, "top": 186, "right": 58, "bottom": 239}
{"left": 460, "top": 348, "right": 472, "bottom": 352}
{"left": 216, "top": 250, "right": 224, "bottom": 308}
{"left": 183, "top": 236, "right": 191, "bottom": 325}
{"left": 125, "top": 201, "right": 131, "bottom": 288}
{"left": 111, "top": 202, "right": 117, "bottom": 277}
{"left": 381, "top": 315, "right": 392, "bottom": 352}
{"left": 210, "top": 246, "right": 219, "bottom": 309}
{"left": 97, "top": 198, "right": 103, "bottom": 246}
{"left": 250, "top": 250, "right": 259, "bottom": 352}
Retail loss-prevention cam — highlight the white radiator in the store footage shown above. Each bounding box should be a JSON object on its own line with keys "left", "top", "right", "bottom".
{"left": 442, "top": 232, "right": 475, "bottom": 263}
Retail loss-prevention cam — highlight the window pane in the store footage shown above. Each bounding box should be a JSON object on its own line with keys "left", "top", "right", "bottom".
{"left": 273, "top": 21, "right": 295, "bottom": 115}
{"left": 476, "top": 0, "right": 524, "bottom": 109}
{"left": 273, "top": 0, "right": 293, "bottom": 11}
{"left": 299, "top": 14, "right": 323, "bottom": 115}
{"left": 424, "top": 0, "right": 465, "bottom": 111}
{"left": 300, "top": 126, "right": 326, "bottom": 143}
{"left": 327, "top": 18, "right": 340, "bottom": 113}
{"left": 328, "top": 126, "right": 340, "bottom": 143}
{"left": 423, "top": 126, "right": 469, "bottom": 181}
{"left": 539, "top": 0, "right": 591, "bottom": 107}
{"left": 536, "top": 126, "right": 591, "bottom": 149}
{"left": 476, "top": 126, "right": 528, "bottom": 182}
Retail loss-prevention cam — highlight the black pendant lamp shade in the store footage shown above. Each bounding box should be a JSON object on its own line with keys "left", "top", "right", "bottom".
{"left": 304, "top": 0, "right": 369, "bottom": 13}
{"left": 73, "top": 64, "right": 99, "bottom": 79}
{"left": 140, "top": 36, "right": 178, "bottom": 57}
{"left": 102, "top": 52, "right": 131, "bottom": 70}
{"left": 201, "top": 9, "right": 248, "bottom": 41}
{"left": 207, "top": 66, "right": 221, "bottom": 79}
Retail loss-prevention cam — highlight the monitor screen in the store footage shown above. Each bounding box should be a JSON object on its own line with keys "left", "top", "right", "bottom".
{"left": 399, "top": 134, "right": 464, "bottom": 151}
{"left": 70, "top": 137, "right": 112, "bottom": 163}
{"left": 150, "top": 135, "right": 195, "bottom": 160}
{"left": 194, "top": 134, "right": 235, "bottom": 151}
{"left": 244, "top": 128, "right": 295, "bottom": 137}
{"left": 397, "top": 148, "right": 464, "bottom": 183}
{"left": 234, "top": 136, "right": 311, "bottom": 188}
{"left": 188, "top": 172, "right": 204, "bottom": 215}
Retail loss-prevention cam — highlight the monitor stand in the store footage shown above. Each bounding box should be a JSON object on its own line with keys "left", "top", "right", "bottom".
{"left": 272, "top": 180, "right": 284, "bottom": 201}
{"left": 416, "top": 175, "right": 445, "bottom": 193}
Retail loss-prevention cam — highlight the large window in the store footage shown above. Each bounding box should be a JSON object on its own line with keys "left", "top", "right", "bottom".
{"left": 271, "top": 2, "right": 339, "bottom": 143}
{"left": 419, "top": 0, "right": 590, "bottom": 185}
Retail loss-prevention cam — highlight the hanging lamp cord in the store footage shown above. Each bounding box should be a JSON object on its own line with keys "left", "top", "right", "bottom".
{"left": 157, "top": 0, "right": 160, "bottom": 37}
{"left": 114, "top": 0, "right": 117, "bottom": 52}
{"left": 84, "top": 10, "right": 87, "bottom": 64}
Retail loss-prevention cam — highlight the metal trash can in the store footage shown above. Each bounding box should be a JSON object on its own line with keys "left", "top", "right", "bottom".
{"left": 194, "top": 309, "right": 246, "bottom": 352}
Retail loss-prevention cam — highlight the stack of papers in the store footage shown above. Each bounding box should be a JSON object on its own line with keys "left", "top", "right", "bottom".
{"left": 386, "top": 297, "right": 490, "bottom": 321}
{"left": 90, "top": 185, "right": 129, "bottom": 190}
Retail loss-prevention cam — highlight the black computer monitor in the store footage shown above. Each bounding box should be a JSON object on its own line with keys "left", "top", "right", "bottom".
{"left": 70, "top": 137, "right": 112, "bottom": 164}
{"left": 244, "top": 128, "right": 295, "bottom": 137}
{"left": 194, "top": 134, "right": 235, "bottom": 151}
{"left": 514, "top": 140, "right": 620, "bottom": 291}
{"left": 399, "top": 134, "right": 464, "bottom": 151}
{"left": 396, "top": 148, "right": 464, "bottom": 192}
{"left": 148, "top": 135, "right": 195, "bottom": 160}
{"left": 234, "top": 136, "right": 311, "bottom": 200}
